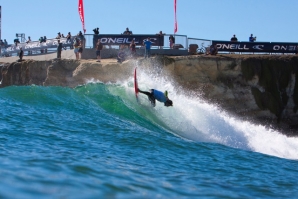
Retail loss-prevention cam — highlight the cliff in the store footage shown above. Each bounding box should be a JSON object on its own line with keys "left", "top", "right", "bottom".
{"left": 1, "top": 55, "right": 298, "bottom": 136}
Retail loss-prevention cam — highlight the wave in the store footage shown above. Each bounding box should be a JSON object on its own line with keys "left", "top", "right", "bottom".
{"left": 1, "top": 73, "right": 298, "bottom": 160}
{"left": 76, "top": 67, "right": 298, "bottom": 160}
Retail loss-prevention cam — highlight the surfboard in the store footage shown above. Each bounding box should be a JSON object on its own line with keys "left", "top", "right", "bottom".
{"left": 134, "top": 67, "right": 139, "bottom": 101}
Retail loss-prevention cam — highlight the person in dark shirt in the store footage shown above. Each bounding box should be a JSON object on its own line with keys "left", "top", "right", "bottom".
{"left": 156, "top": 31, "right": 165, "bottom": 49}
{"left": 93, "top": 27, "right": 99, "bottom": 35}
{"left": 249, "top": 34, "right": 256, "bottom": 42}
{"left": 130, "top": 40, "right": 136, "bottom": 57}
{"left": 209, "top": 44, "right": 218, "bottom": 55}
{"left": 169, "top": 35, "right": 175, "bottom": 49}
{"left": 96, "top": 39, "right": 103, "bottom": 62}
{"left": 123, "top": 27, "right": 132, "bottom": 35}
{"left": 19, "top": 47, "right": 24, "bottom": 61}
{"left": 57, "top": 40, "right": 63, "bottom": 58}
{"left": 230, "top": 34, "right": 238, "bottom": 42}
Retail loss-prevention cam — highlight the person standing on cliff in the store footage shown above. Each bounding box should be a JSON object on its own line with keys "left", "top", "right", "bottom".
{"left": 138, "top": 88, "right": 173, "bottom": 107}
{"left": 230, "top": 34, "right": 238, "bottom": 42}
{"left": 57, "top": 40, "right": 63, "bottom": 59}
{"left": 249, "top": 34, "right": 256, "bottom": 42}
{"left": 73, "top": 37, "right": 80, "bottom": 60}
{"left": 19, "top": 47, "right": 24, "bottom": 61}
{"left": 143, "top": 38, "right": 152, "bottom": 58}
{"left": 130, "top": 39, "right": 136, "bottom": 58}
{"left": 96, "top": 39, "right": 103, "bottom": 62}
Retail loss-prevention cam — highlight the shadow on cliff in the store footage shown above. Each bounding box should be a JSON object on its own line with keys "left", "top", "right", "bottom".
{"left": 241, "top": 56, "right": 298, "bottom": 132}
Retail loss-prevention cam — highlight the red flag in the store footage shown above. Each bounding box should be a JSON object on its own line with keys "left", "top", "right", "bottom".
{"left": 174, "top": 0, "right": 178, "bottom": 33}
{"left": 78, "top": 0, "right": 86, "bottom": 33}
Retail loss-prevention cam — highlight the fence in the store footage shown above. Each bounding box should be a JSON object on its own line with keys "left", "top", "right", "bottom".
{"left": 2, "top": 34, "right": 298, "bottom": 58}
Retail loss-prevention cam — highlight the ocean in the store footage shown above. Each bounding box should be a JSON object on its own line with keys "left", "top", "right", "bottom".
{"left": 1, "top": 69, "right": 298, "bottom": 199}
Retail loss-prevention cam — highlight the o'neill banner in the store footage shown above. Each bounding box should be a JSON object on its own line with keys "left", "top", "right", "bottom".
{"left": 92, "top": 34, "right": 164, "bottom": 48}
{"left": 78, "top": 0, "right": 86, "bottom": 33}
{"left": 212, "top": 41, "right": 298, "bottom": 53}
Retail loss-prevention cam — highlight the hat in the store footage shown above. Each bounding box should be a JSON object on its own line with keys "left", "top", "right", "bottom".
{"left": 58, "top": 32, "right": 60, "bottom": 34}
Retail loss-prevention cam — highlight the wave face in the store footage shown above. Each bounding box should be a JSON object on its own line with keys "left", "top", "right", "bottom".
{"left": 1, "top": 72, "right": 298, "bottom": 198}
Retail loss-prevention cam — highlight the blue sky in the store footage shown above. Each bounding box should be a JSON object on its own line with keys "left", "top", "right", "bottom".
{"left": 0, "top": 0, "right": 297, "bottom": 44}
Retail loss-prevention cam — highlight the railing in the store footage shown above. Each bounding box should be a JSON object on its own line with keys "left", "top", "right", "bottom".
{"left": 2, "top": 34, "right": 297, "bottom": 58}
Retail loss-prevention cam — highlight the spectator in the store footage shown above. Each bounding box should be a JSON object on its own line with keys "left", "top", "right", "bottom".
{"left": 66, "top": 32, "right": 72, "bottom": 42}
{"left": 73, "top": 37, "right": 80, "bottom": 60}
{"left": 39, "top": 36, "right": 44, "bottom": 43}
{"left": 43, "top": 36, "right": 48, "bottom": 53}
{"left": 249, "top": 34, "right": 256, "bottom": 42}
{"left": 56, "top": 32, "right": 61, "bottom": 39}
{"left": 26, "top": 36, "right": 31, "bottom": 44}
{"left": 96, "top": 39, "right": 103, "bottom": 62}
{"left": 117, "top": 49, "right": 126, "bottom": 63}
{"left": 209, "top": 44, "right": 218, "bottom": 55}
{"left": 93, "top": 27, "right": 99, "bottom": 35}
{"left": 4, "top": 39, "right": 8, "bottom": 48}
{"left": 14, "top": 38, "right": 20, "bottom": 46}
{"left": 130, "top": 39, "right": 136, "bottom": 57}
{"left": 61, "top": 34, "right": 65, "bottom": 38}
{"left": 38, "top": 36, "right": 44, "bottom": 53}
{"left": 26, "top": 36, "right": 32, "bottom": 55}
{"left": 78, "top": 31, "right": 85, "bottom": 48}
{"left": 169, "top": 35, "right": 175, "bottom": 49}
{"left": 230, "top": 34, "right": 238, "bottom": 42}
{"left": 66, "top": 32, "right": 72, "bottom": 49}
{"left": 19, "top": 47, "right": 24, "bottom": 61}
{"left": 57, "top": 40, "right": 63, "bottom": 59}
{"left": 123, "top": 27, "right": 132, "bottom": 35}
{"left": 143, "top": 37, "right": 152, "bottom": 58}
{"left": 156, "top": 30, "right": 165, "bottom": 49}
{"left": 78, "top": 31, "right": 83, "bottom": 39}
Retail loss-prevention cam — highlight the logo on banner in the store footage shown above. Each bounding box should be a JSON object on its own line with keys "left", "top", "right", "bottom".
{"left": 252, "top": 45, "right": 264, "bottom": 50}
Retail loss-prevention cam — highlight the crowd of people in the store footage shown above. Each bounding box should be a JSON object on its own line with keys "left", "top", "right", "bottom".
{"left": 2, "top": 28, "right": 265, "bottom": 60}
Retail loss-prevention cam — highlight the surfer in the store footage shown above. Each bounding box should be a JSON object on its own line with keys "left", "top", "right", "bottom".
{"left": 138, "top": 88, "right": 173, "bottom": 107}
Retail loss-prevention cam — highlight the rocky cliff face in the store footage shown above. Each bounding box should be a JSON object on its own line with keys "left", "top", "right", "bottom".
{"left": 1, "top": 55, "right": 298, "bottom": 135}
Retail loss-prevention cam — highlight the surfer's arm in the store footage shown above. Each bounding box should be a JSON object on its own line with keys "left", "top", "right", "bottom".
{"left": 164, "top": 90, "right": 168, "bottom": 98}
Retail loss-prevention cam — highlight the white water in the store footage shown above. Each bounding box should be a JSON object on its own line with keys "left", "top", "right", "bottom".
{"left": 115, "top": 67, "right": 298, "bottom": 160}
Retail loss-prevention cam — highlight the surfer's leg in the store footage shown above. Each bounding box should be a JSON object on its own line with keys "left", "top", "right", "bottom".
{"left": 149, "top": 97, "right": 156, "bottom": 107}
{"left": 138, "top": 89, "right": 151, "bottom": 96}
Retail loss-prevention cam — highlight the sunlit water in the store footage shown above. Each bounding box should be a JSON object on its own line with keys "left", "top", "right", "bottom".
{"left": 0, "top": 68, "right": 298, "bottom": 198}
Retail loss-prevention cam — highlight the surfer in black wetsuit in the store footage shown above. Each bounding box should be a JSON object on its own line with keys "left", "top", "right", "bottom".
{"left": 138, "top": 88, "right": 173, "bottom": 107}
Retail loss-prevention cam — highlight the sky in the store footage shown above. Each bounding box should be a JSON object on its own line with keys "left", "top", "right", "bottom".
{"left": 0, "top": 0, "right": 298, "bottom": 44}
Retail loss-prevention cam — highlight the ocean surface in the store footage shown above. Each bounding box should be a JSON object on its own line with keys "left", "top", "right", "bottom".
{"left": 1, "top": 70, "right": 298, "bottom": 199}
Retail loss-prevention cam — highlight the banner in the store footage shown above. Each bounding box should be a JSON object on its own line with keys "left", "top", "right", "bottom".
{"left": 212, "top": 40, "right": 298, "bottom": 53}
{"left": 92, "top": 34, "right": 164, "bottom": 47}
{"left": 174, "top": 0, "right": 178, "bottom": 33}
{"left": 78, "top": 0, "right": 86, "bottom": 33}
